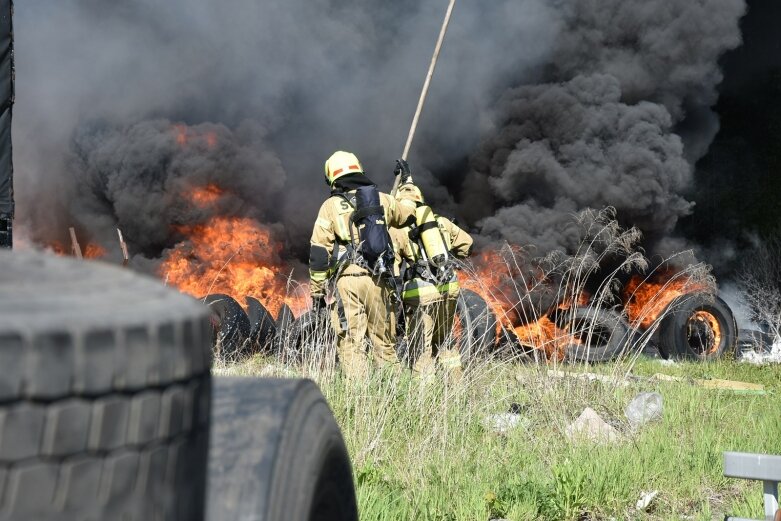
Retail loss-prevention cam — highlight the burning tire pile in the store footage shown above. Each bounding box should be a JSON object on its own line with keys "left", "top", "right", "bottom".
{"left": 203, "top": 285, "right": 739, "bottom": 365}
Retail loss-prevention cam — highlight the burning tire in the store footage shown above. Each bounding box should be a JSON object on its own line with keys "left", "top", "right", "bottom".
{"left": 246, "top": 296, "right": 277, "bottom": 352}
{"left": 455, "top": 288, "right": 498, "bottom": 361}
{"left": 0, "top": 250, "right": 212, "bottom": 521}
{"left": 273, "top": 303, "right": 295, "bottom": 354}
{"left": 562, "top": 308, "right": 631, "bottom": 362}
{"left": 278, "top": 311, "right": 334, "bottom": 365}
{"left": 657, "top": 293, "right": 737, "bottom": 361}
{"left": 276, "top": 303, "right": 295, "bottom": 331}
{"left": 207, "top": 377, "right": 358, "bottom": 521}
{"left": 204, "top": 293, "right": 252, "bottom": 361}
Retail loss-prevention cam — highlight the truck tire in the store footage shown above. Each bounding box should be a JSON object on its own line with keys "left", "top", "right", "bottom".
{"left": 207, "top": 377, "right": 357, "bottom": 521}
{"left": 273, "top": 304, "right": 295, "bottom": 354}
{"left": 562, "top": 308, "right": 630, "bottom": 362}
{"left": 278, "top": 311, "right": 334, "bottom": 366}
{"left": 0, "top": 250, "right": 212, "bottom": 521}
{"left": 246, "top": 296, "right": 277, "bottom": 353}
{"left": 657, "top": 293, "right": 737, "bottom": 361}
{"left": 455, "top": 289, "right": 497, "bottom": 362}
{"left": 203, "top": 294, "right": 251, "bottom": 361}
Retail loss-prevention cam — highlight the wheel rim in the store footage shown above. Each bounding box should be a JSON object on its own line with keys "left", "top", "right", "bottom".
{"left": 686, "top": 310, "right": 722, "bottom": 355}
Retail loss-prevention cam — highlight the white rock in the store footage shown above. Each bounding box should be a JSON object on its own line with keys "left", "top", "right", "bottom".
{"left": 566, "top": 407, "right": 622, "bottom": 444}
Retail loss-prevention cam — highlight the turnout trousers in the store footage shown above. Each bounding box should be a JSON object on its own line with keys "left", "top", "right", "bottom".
{"left": 330, "top": 273, "right": 398, "bottom": 378}
{"left": 404, "top": 294, "right": 461, "bottom": 376}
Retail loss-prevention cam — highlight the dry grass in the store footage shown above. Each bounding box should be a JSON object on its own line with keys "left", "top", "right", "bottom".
{"left": 212, "top": 208, "right": 780, "bottom": 520}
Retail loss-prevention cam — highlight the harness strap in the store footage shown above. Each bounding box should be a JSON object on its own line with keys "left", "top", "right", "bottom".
{"left": 351, "top": 205, "right": 384, "bottom": 221}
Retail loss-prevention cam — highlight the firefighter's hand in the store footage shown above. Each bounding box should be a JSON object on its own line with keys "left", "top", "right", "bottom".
{"left": 393, "top": 159, "right": 411, "bottom": 181}
{"left": 311, "top": 295, "right": 326, "bottom": 314}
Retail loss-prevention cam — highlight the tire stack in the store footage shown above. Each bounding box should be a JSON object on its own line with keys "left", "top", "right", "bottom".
{"left": 202, "top": 294, "right": 279, "bottom": 362}
{"left": 0, "top": 250, "right": 212, "bottom": 521}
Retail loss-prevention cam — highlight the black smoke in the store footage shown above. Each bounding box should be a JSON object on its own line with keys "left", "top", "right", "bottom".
{"left": 682, "top": 0, "right": 781, "bottom": 277}
{"left": 11, "top": 0, "right": 748, "bottom": 278}
{"left": 13, "top": 0, "right": 559, "bottom": 264}
{"left": 66, "top": 120, "right": 286, "bottom": 259}
{"left": 462, "top": 0, "right": 745, "bottom": 262}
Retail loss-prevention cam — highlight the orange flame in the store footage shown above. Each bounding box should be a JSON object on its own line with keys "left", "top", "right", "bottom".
{"left": 160, "top": 214, "right": 306, "bottom": 318}
{"left": 460, "top": 248, "right": 589, "bottom": 356}
{"left": 513, "top": 316, "right": 576, "bottom": 361}
{"left": 459, "top": 249, "right": 521, "bottom": 332}
{"left": 187, "top": 184, "right": 223, "bottom": 208}
{"left": 622, "top": 269, "right": 708, "bottom": 329}
{"left": 174, "top": 124, "right": 188, "bottom": 146}
{"left": 172, "top": 124, "right": 218, "bottom": 149}
{"left": 83, "top": 243, "right": 107, "bottom": 259}
{"left": 47, "top": 239, "right": 106, "bottom": 259}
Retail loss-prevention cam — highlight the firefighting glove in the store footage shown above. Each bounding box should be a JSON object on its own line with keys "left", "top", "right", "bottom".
{"left": 311, "top": 295, "right": 326, "bottom": 314}
{"left": 393, "top": 158, "right": 412, "bottom": 183}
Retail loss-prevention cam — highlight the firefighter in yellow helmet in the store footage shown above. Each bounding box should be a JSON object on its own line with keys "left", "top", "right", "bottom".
{"left": 390, "top": 160, "right": 473, "bottom": 378}
{"left": 309, "top": 151, "right": 419, "bottom": 378}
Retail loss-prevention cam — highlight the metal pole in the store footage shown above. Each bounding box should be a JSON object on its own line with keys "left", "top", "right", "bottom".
{"left": 392, "top": 0, "right": 456, "bottom": 195}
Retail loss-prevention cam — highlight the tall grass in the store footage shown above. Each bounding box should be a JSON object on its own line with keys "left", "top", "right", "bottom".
{"left": 213, "top": 208, "right": 781, "bottom": 520}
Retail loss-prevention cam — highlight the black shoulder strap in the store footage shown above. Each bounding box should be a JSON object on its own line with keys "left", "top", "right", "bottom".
{"left": 332, "top": 193, "right": 355, "bottom": 208}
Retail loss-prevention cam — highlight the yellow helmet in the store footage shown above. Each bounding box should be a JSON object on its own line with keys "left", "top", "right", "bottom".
{"left": 395, "top": 183, "right": 424, "bottom": 206}
{"left": 324, "top": 151, "right": 363, "bottom": 186}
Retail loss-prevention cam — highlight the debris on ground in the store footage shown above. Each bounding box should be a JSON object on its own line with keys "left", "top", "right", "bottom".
{"left": 545, "top": 369, "right": 630, "bottom": 386}
{"left": 651, "top": 373, "right": 766, "bottom": 394}
{"left": 483, "top": 413, "right": 529, "bottom": 435}
{"left": 565, "top": 407, "right": 622, "bottom": 444}
{"left": 541, "top": 368, "right": 766, "bottom": 394}
{"left": 739, "top": 342, "right": 781, "bottom": 365}
{"left": 625, "top": 392, "right": 663, "bottom": 429}
{"left": 482, "top": 403, "right": 531, "bottom": 435}
{"left": 635, "top": 490, "right": 659, "bottom": 511}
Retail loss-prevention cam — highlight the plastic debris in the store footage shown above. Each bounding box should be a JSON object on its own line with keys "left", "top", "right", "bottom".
{"left": 740, "top": 340, "right": 781, "bottom": 365}
{"left": 625, "top": 392, "right": 663, "bottom": 429}
{"left": 483, "top": 413, "right": 527, "bottom": 435}
{"left": 635, "top": 490, "right": 658, "bottom": 511}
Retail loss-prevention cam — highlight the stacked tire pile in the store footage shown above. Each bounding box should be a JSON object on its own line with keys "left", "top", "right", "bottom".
{"left": 0, "top": 251, "right": 212, "bottom": 520}
{"left": 204, "top": 287, "right": 741, "bottom": 365}
{"left": 486, "top": 292, "right": 739, "bottom": 364}
{"left": 0, "top": 251, "right": 359, "bottom": 521}
{"left": 204, "top": 289, "right": 501, "bottom": 365}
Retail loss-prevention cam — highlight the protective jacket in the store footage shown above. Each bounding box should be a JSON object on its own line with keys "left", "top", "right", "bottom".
{"left": 309, "top": 187, "right": 416, "bottom": 298}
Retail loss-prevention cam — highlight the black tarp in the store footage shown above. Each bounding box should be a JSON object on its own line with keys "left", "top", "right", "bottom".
{"left": 0, "top": 0, "right": 12, "bottom": 222}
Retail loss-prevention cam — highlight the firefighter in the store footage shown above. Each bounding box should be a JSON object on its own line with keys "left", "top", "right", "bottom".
{"left": 390, "top": 162, "right": 473, "bottom": 378}
{"left": 309, "top": 151, "right": 419, "bottom": 378}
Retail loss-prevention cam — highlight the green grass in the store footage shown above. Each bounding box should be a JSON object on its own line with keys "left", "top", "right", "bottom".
{"left": 215, "top": 356, "right": 781, "bottom": 520}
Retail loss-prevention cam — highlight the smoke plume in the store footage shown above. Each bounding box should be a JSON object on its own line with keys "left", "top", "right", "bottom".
{"left": 463, "top": 0, "right": 745, "bottom": 261}
{"left": 11, "top": 0, "right": 745, "bottom": 277}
